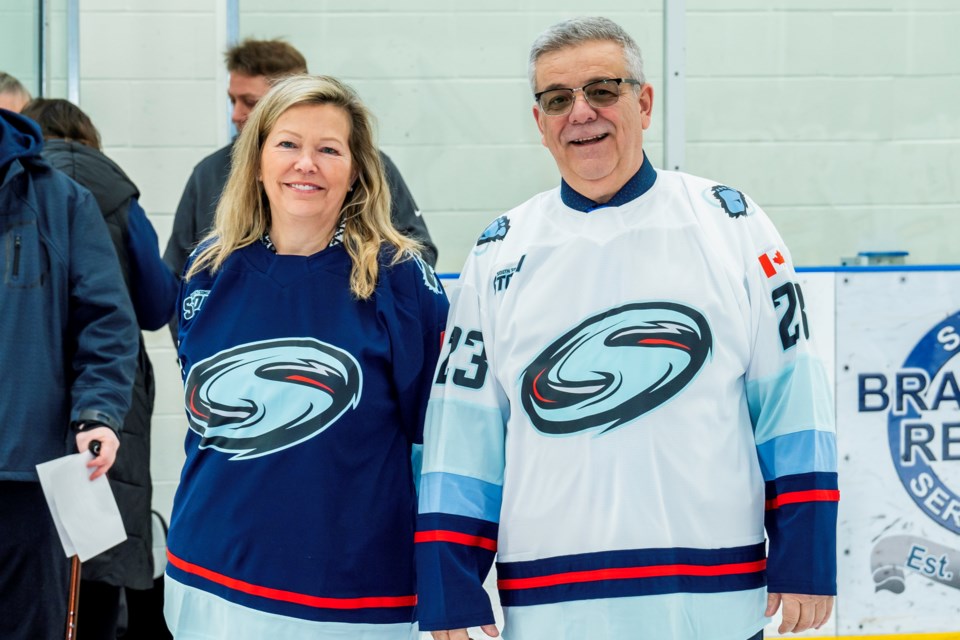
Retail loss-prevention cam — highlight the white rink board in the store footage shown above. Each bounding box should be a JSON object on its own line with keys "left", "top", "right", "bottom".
{"left": 835, "top": 271, "right": 960, "bottom": 635}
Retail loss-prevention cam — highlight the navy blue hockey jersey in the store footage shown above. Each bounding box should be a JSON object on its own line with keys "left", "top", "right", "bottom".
{"left": 165, "top": 241, "right": 447, "bottom": 639}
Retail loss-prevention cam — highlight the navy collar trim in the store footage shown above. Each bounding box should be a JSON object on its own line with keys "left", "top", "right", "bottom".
{"left": 560, "top": 154, "right": 657, "bottom": 213}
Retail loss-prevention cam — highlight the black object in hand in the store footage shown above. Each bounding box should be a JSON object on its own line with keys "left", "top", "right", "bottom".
{"left": 89, "top": 440, "right": 101, "bottom": 457}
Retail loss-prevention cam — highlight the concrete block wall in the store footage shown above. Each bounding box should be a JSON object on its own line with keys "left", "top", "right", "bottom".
{"left": 683, "top": 1, "right": 960, "bottom": 265}
{"left": 27, "top": 0, "right": 958, "bottom": 529}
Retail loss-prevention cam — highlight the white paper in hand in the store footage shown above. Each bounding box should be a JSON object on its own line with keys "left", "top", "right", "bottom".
{"left": 36, "top": 451, "right": 126, "bottom": 561}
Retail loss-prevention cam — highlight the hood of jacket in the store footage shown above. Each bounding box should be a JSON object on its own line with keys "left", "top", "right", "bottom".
{"left": 0, "top": 109, "right": 44, "bottom": 177}
{"left": 42, "top": 138, "right": 139, "bottom": 214}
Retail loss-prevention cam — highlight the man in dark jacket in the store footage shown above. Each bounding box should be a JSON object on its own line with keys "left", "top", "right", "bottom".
{"left": 22, "top": 97, "right": 178, "bottom": 640}
{"left": 0, "top": 108, "right": 138, "bottom": 639}
{"left": 163, "top": 38, "right": 437, "bottom": 290}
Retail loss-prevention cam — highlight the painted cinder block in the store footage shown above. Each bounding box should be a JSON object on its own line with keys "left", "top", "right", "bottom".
{"left": 0, "top": 10, "right": 36, "bottom": 82}
{"left": 384, "top": 144, "right": 557, "bottom": 213}
{"left": 905, "top": 10, "right": 960, "bottom": 75}
{"left": 84, "top": 0, "right": 212, "bottom": 12}
{"left": 687, "top": 0, "right": 896, "bottom": 8}
{"left": 152, "top": 481, "right": 178, "bottom": 524}
{"left": 83, "top": 80, "right": 220, "bottom": 149}
{"left": 105, "top": 146, "right": 220, "bottom": 215}
{"left": 80, "top": 12, "right": 217, "bottom": 80}
{"left": 151, "top": 341, "right": 187, "bottom": 419}
{"left": 150, "top": 414, "right": 188, "bottom": 485}
{"left": 686, "top": 141, "right": 960, "bottom": 208}
{"left": 768, "top": 204, "right": 960, "bottom": 267}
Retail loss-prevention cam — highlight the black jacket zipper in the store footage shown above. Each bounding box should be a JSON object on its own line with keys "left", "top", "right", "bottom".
{"left": 13, "top": 235, "right": 22, "bottom": 278}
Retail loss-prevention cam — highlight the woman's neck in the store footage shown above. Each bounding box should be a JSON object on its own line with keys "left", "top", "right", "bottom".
{"left": 268, "top": 216, "right": 338, "bottom": 256}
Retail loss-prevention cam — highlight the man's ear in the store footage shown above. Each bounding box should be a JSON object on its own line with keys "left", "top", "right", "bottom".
{"left": 638, "top": 83, "right": 654, "bottom": 130}
{"left": 533, "top": 104, "right": 547, "bottom": 147}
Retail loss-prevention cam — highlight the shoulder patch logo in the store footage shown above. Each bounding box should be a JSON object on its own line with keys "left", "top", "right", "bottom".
{"left": 493, "top": 255, "right": 526, "bottom": 293}
{"left": 184, "top": 338, "right": 362, "bottom": 459}
{"left": 476, "top": 215, "right": 510, "bottom": 246}
{"left": 412, "top": 254, "right": 443, "bottom": 295}
{"left": 708, "top": 185, "right": 749, "bottom": 218}
{"left": 182, "top": 289, "right": 210, "bottom": 321}
{"left": 520, "top": 302, "right": 712, "bottom": 436}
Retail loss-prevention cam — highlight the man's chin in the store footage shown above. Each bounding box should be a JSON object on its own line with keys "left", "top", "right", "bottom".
{"left": 565, "top": 161, "right": 617, "bottom": 185}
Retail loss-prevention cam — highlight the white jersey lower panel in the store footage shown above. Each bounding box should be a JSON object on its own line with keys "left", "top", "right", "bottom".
{"left": 501, "top": 589, "right": 768, "bottom": 640}
{"left": 164, "top": 576, "right": 419, "bottom": 640}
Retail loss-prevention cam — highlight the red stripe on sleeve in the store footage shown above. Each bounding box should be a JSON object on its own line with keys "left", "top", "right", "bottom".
{"left": 497, "top": 559, "right": 767, "bottom": 591}
{"left": 765, "top": 489, "right": 840, "bottom": 510}
{"left": 166, "top": 551, "right": 416, "bottom": 609}
{"left": 414, "top": 530, "right": 497, "bottom": 552}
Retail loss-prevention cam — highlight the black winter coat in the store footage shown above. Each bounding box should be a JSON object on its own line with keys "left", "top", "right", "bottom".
{"left": 43, "top": 139, "right": 155, "bottom": 590}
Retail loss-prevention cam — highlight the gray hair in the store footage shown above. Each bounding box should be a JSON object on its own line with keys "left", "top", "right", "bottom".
{"left": 0, "top": 71, "right": 31, "bottom": 100}
{"left": 527, "top": 16, "right": 645, "bottom": 95}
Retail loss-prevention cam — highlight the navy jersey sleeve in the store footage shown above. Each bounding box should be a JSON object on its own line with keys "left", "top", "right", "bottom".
{"left": 68, "top": 189, "right": 139, "bottom": 432}
{"left": 416, "top": 252, "right": 505, "bottom": 631}
{"left": 385, "top": 253, "right": 450, "bottom": 447}
{"left": 741, "top": 199, "right": 838, "bottom": 596}
{"left": 125, "top": 198, "right": 177, "bottom": 330}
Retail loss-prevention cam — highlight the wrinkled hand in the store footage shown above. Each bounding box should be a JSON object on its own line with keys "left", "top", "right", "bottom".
{"left": 766, "top": 592, "right": 834, "bottom": 633}
{"left": 75, "top": 426, "right": 119, "bottom": 480}
{"left": 431, "top": 625, "right": 500, "bottom": 640}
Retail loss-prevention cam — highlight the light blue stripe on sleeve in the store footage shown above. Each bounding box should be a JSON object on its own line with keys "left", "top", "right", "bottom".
{"left": 419, "top": 471, "right": 503, "bottom": 523}
{"left": 755, "top": 430, "right": 837, "bottom": 481}
{"left": 422, "top": 398, "right": 506, "bottom": 485}
{"left": 747, "top": 354, "right": 834, "bottom": 445}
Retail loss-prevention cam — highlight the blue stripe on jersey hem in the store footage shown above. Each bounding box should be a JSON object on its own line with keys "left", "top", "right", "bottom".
{"left": 498, "top": 572, "right": 767, "bottom": 607}
{"left": 498, "top": 543, "right": 766, "bottom": 579}
{"left": 496, "top": 544, "right": 767, "bottom": 607}
{"left": 756, "top": 430, "right": 837, "bottom": 481}
{"left": 419, "top": 472, "right": 502, "bottom": 522}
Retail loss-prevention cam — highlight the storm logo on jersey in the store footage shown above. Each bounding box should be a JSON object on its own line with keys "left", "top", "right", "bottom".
{"left": 412, "top": 254, "right": 443, "bottom": 295}
{"left": 709, "top": 185, "right": 749, "bottom": 218}
{"left": 520, "top": 303, "right": 712, "bottom": 435}
{"left": 184, "top": 338, "right": 362, "bottom": 459}
{"left": 476, "top": 215, "right": 510, "bottom": 246}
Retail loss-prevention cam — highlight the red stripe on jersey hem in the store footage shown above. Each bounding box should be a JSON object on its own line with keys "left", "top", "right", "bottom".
{"left": 415, "top": 530, "right": 497, "bottom": 551}
{"left": 765, "top": 489, "right": 840, "bottom": 510}
{"left": 497, "top": 559, "right": 767, "bottom": 591}
{"left": 166, "top": 550, "right": 417, "bottom": 609}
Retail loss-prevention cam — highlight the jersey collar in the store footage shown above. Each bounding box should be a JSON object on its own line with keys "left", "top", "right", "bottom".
{"left": 560, "top": 153, "right": 657, "bottom": 213}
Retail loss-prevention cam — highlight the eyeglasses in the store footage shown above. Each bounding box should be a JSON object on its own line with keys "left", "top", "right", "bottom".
{"left": 534, "top": 78, "right": 642, "bottom": 116}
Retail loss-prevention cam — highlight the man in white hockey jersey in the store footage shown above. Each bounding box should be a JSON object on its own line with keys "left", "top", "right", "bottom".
{"left": 416, "top": 16, "right": 838, "bottom": 640}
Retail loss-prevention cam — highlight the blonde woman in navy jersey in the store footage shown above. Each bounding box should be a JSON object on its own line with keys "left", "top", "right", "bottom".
{"left": 165, "top": 75, "right": 448, "bottom": 639}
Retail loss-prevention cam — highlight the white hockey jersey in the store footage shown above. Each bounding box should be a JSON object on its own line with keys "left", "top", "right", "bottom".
{"left": 415, "top": 158, "right": 837, "bottom": 640}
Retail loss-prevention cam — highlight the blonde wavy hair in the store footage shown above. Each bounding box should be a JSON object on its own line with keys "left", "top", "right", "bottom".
{"left": 185, "top": 74, "right": 419, "bottom": 299}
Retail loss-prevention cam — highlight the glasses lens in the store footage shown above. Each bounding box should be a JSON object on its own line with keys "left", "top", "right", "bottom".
{"left": 584, "top": 80, "right": 621, "bottom": 108}
{"left": 540, "top": 89, "right": 574, "bottom": 115}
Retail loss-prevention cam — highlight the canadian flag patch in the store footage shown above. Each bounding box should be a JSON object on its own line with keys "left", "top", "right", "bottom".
{"left": 758, "top": 250, "right": 786, "bottom": 278}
